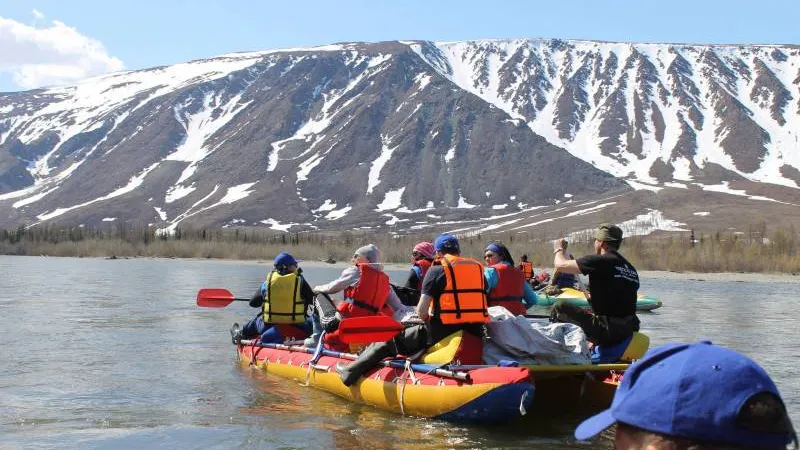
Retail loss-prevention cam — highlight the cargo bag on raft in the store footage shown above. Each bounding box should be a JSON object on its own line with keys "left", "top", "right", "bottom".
{"left": 484, "top": 306, "right": 591, "bottom": 365}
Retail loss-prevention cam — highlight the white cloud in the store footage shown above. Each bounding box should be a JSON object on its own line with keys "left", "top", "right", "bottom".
{"left": 32, "top": 9, "right": 44, "bottom": 20}
{"left": 0, "top": 15, "right": 124, "bottom": 89}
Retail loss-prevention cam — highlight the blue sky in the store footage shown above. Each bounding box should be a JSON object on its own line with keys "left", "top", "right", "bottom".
{"left": 1, "top": 0, "right": 799, "bottom": 92}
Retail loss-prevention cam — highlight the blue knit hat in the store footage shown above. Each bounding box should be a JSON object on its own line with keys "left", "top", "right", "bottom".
{"left": 434, "top": 234, "right": 459, "bottom": 252}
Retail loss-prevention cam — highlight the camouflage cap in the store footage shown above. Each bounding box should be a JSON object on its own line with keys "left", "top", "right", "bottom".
{"left": 595, "top": 223, "right": 623, "bottom": 243}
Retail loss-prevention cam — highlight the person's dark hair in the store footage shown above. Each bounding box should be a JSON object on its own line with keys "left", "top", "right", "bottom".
{"left": 604, "top": 240, "right": 621, "bottom": 251}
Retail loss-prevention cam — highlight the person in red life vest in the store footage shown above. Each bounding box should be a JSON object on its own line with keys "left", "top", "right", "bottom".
{"left": 483, "top": 242, "right": 540, "bottom": 315}
{"left": 230, "top": 252, "right": 314, "bottom": 344}
{"left": 335, "top": 234, "right": 489, "bottom": 386}
{"left": 404, "top": 241, "right": 434, "bottom": 290}
{"left": 312, "top": 244, "right": 405, "bottom": 351}
{"left": 517, "top": 254, "right": 534, "bottom": 282}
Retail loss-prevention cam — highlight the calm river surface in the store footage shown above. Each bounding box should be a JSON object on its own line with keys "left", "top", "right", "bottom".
{"left": 1, "top": 256, "right": 798, "bottom": 449}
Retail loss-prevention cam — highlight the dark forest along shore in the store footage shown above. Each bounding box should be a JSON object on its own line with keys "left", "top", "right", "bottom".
{"left": 1, "top": 256, "right": 798, "bottom": 449}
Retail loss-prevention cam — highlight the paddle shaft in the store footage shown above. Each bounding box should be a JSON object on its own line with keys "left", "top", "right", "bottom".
{"left": 239, "top": 339, "right": 470, "bottom": 381}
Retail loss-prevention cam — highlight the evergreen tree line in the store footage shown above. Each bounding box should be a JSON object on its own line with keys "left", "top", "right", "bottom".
{"left": 0, "top": 222, "right": 797, "bottom": 273}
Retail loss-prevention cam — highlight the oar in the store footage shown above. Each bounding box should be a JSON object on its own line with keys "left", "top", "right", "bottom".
{"left": 239, "top": 339, "right": 471, "bottom": 381}
{"left": 196, "top": 288, "right": 251, "bottom": 308}
{"left": 337, "top": 315, "right": 404, "bottom": 344}
{"left": 525, "top": 314, "right": 550, "bottom": 319}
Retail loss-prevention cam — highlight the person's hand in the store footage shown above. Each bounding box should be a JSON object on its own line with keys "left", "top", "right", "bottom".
{"left": 553, "top": 238, "right": 566, "bottom": 252}
{"left": 312, "top": 286, "right": 323, "bottom": 294}
{"left": 249, "top": 293, "right": 264, "bottom": 308}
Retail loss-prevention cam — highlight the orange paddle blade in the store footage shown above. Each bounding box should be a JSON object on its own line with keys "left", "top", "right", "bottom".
{"left": 196, "top": 288, "right": 237, "bottom": 308}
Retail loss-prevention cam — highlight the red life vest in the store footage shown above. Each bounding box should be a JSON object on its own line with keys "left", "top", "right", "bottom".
{"left": 338, "top": 264, "right": 391, "bottom": 318}
{"left": 519, "top": 261, "right": 533, "bottom": 280}
{"left": 433, "top": 254, "right": 489, "bottom": 325}
{"left": 412, "top": 259, "right": 432, "bottom": 290}
{"left": 488, "top": 263, "right": 526, "bottom": 315}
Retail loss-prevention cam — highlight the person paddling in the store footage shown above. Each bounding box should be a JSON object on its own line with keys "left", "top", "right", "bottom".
{"left": 311, "top": 244, "right": 405, "bottom": 351}
{"left": 549, "top": 224, "right": 640, "bottom": 346}
{"left": 483, "top": 242, "right": 539, "bottom": 315}
{"left": 575, "top": 341, "right": 797, "bottom": 449}
{"left": 230, "top": 252, "right": 314, "bottom": 344}
{"left": 335, "top": 234, "right": 489, "bottom": 386}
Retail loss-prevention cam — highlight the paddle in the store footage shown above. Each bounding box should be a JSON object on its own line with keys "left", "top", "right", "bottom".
{"left": 196, "top": 288, "right": 251, "bottom": 308}
{"left": 239, "top": 339, "right": 471, "bottom": 381}
{"left": 337, "top": 315, "right": 404, "bottom": 344}
{"left": 525, "top": 314, "right": 551, "bottom": 319}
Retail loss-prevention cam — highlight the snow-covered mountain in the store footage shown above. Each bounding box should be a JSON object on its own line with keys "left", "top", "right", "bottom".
{"left": 0, "top": 38, "right": 798, "bottom": 234}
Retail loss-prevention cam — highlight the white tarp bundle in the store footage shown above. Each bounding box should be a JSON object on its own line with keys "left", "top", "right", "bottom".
{"left": 484, "top": 306, "right": 591, "bottom": 365}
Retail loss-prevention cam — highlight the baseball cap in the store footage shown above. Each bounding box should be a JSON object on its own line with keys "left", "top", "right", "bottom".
{"left": 434, "top": 233, "right": 459, "bottom": 252}
{"left": 595, "top": 223, "right": 623, "bottom": 243}
{"left": 575, "top": 341, "right": 796, "bottom": 447}
{"left": 273, "top": 252, "right": 299, "bottom": 267}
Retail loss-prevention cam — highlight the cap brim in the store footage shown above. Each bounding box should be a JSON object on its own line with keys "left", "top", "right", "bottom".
{"left": 574, "top": 409, "right": 616, "bottom": 441}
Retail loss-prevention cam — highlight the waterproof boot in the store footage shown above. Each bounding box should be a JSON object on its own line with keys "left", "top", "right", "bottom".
{"left": 230, "top": 323, "right": 242, "bottom": 344}
{"left": 335, "top": 342, "right": 396, "bottom": 387}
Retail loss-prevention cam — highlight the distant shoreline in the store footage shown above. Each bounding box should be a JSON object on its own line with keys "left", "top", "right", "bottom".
{"left": 4, "top": 254, "right": 798, "bottom": 283}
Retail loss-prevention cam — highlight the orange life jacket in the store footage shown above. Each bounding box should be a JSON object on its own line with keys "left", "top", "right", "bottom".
{"left": 519, "top": 261, "right": 533, "bottom": 280}
{"left": 340, "top": 263, "right": 391, "bottom": 317}
{"left": 488, "top": 263, "right": 526, "bottom": 315}
{"left": 432, "top": 254, "right": 489, "bottom": 324}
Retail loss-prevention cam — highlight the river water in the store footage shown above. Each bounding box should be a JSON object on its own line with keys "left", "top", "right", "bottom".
{"left": 1, "top": 256, "right": 797, "bottom": 449}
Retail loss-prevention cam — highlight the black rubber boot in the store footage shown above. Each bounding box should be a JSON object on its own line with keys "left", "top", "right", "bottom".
{"left": 335, "top": 342, "right": 396, "bottom": 386}
{"left": 230, "top": 323, "right": 242, "bottom": 344}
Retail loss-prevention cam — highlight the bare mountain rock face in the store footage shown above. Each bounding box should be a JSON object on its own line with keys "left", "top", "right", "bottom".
{"left": 0, "top": 38, "right": 798, "bottom": 236}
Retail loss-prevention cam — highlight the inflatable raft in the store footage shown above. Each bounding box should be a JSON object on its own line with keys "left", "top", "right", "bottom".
{"left": 236, "top": 340, "right": 534, "bottom": 424}
{"left": 536, "top": 287, "right": 662, "bottom": 311}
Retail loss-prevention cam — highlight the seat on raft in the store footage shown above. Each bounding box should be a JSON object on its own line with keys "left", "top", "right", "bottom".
{"left": 591, "top": 332, "right": 650, "bottom": 364}
{"left": 420, "top": 330, "right": 483, "bottom": 365}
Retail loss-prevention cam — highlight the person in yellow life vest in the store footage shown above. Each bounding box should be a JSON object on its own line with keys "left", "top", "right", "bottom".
{"left": 483, "top": 242, "right": 539, "bottom": 315}
{"left": 231, "top": 252, "right": 314, "bottom": 344}
{"left": 335, "top": 234, "right": 489, "bottom": 386}
{"left": 310, "top": 244, "right": 405, "bottom": 351}
{"left": 517, "top": 254, "right": 534, "bottom": 282}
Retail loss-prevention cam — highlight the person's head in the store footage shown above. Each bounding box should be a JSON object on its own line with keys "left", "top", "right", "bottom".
{"left": 521, "top": 254, "right": 528, "bottom": 262}
{"left": 575, "top": 341, "right": 797, "bottom": 450}
{"left": 594, "top": 223, "right": 623, "bottom": 254}
{"left": 353, "top": 244, "right": 381, "bottom": 264}
{"left": 273, "top": 252, "right": 299, "bottom": 275}
{"left": 484, "top": 241, "right": 514, "bottom": 266}
{"left": 434, "top": 233, "right": 460, "bottom": 257}
{"left": 412, "top": 241, "right": 435, "bottom": 261}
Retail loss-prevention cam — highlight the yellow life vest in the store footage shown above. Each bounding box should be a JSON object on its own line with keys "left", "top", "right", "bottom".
{"left": 263, "top": 270, "right": 306, "bottom": 324}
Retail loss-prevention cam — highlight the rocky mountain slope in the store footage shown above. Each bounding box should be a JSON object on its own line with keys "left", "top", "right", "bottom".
{"left": 0, "top": 38, "right": 797, "bottom": 236}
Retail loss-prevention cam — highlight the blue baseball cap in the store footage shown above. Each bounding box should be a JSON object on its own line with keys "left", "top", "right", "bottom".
{"left": 434, "top": 233, "right": 459, "bottom": 252}
{"left": 575, "top": 341, "right": 796, "bottom": 447}
{"left": 273, "top": 252, "right": 299, "bottom": 267}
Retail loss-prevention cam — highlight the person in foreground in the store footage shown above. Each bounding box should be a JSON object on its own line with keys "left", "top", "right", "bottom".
{"left": 335, "top": 233, "right": 489, "bottom": 386}
{"left": 575, "top": 341, "right": 797, "bottom": 449}
{"left": 483, "top": 242, "right": 539, "bottom": 315}
{"left": 550, "top": 223, "right": 640, "bottom": 346}
{"left": 232, "top": 252, "right": 314, "bottom": 344}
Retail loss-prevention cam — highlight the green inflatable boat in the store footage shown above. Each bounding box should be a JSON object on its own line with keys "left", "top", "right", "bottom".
{"left": 536, "top": 287, "right": 662, "bottom": 311}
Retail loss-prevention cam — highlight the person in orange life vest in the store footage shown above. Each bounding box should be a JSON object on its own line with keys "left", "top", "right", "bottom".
{"left": 231, "top": 252, "right": 314, "bottom": 344}
{"left": 312, "top": 244, "right": 405, "bottom": 351}
{"left": 335, "top": 234, "right": 489, "bottom": 386}
{"left": 483, "top": 242, "right": 540, "bottom": 315}
{"left": 517, "top": 254, "right": 534, "bottom": 282}
{"left": 404, "top": 241, "right": 434, "bottom": 290}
